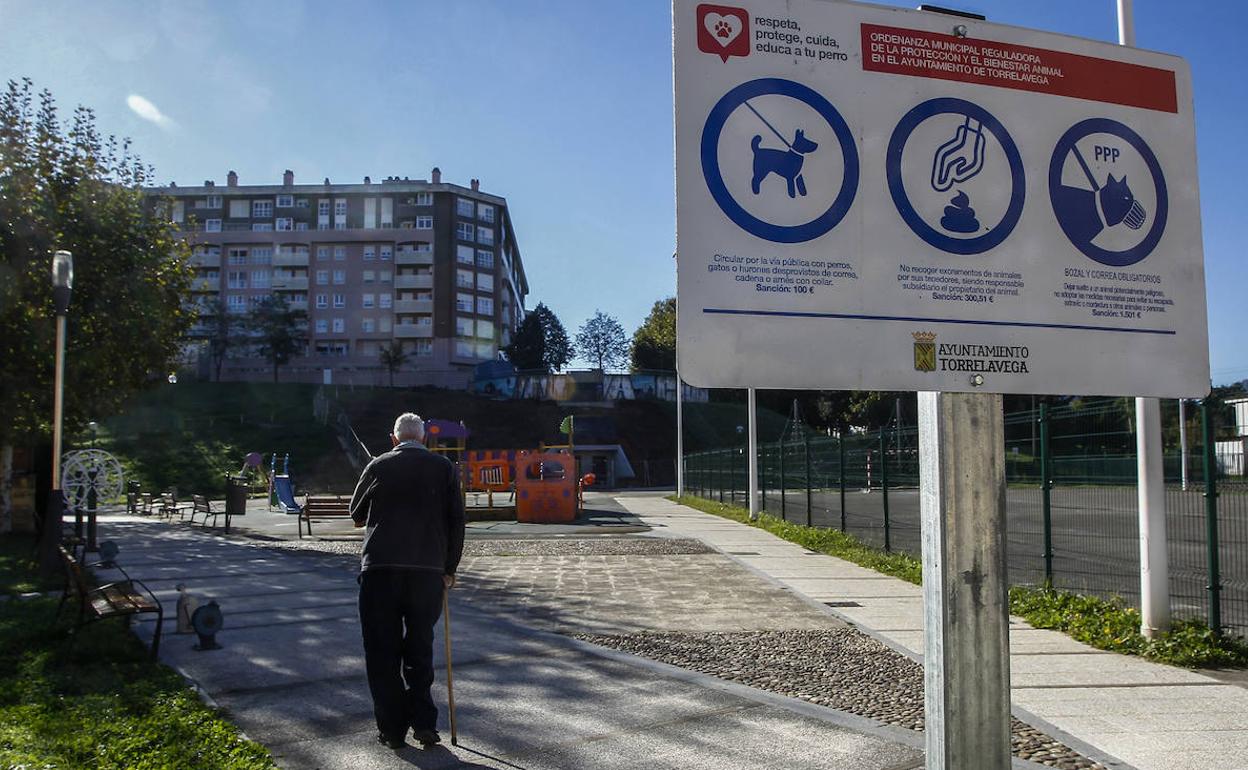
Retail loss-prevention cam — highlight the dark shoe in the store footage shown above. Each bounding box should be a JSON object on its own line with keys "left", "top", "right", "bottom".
{"left": 412, "top": 728, "right": 442, "bottom": 747}
{"left": 377, "top": 732, "right": 406, "bottom": 750}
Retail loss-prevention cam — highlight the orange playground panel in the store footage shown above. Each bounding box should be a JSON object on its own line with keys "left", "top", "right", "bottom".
{"left": 514, "top": 450, "right": 578, "bottom": 523}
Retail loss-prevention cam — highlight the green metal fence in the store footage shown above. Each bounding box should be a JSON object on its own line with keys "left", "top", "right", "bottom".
{"left": 685, "top": 397, "right": 1246, "bottom": 640}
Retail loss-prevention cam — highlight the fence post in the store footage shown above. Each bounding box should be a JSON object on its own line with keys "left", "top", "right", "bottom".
{"left": 718, "top": 449, "right": 725, "bottom": 504}
{"left": 1202, "top": 400, "right": 1222, "bottom": 637}
{"left": 1040, "top": 403, "right": 1053, "bottom": 585}
{"left": 761, "top": 443, "right": 768, "bottom": 512}
{"left": 839, "top": 433, "right": 847, "bottom": 532}
{"left": 779, "top": 430, "right": 787, "bottom": 521}
{"left": 880, "top": 427, "right": 891, "bottom": 552}
{"left": 804, "top": 430, "right": 813, "bottom": 526}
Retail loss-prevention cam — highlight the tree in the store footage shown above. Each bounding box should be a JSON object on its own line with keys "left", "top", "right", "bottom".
{"left": 503, "top": 302, "right": 573, "bottom": 373}
{"left": 246, "top": 295, "right": 307, "bottom": 382}
{"left": 538, "top": 304, "right": 573, "bottom": 372}
{"left": 379, "top": 341, "right": 408, "bottom": 387}
{"left": 630, "top": 297, "right": 676, "bottom": 371}
{"left": 0, "top": 79, "right": 192, "bottom": 532}
{"left": 576, "top": 310, "right": 628, "bottom": 372}
{"left": 203, "top": 298, "right": 242, "bottom": 382}
{"left": 503, "top": 310, "right": 546, "bottom": 370}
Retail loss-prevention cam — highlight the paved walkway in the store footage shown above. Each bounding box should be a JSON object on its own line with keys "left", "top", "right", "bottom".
{"left": 613, "top": 494, "right": 1248, "bottom": 770}
{"left": 99, "top": 517, "right": 926, "bottom": 770}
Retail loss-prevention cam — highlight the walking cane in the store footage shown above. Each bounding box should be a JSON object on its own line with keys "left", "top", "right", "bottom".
{"left": 443, "top": 589, "right": 458, "bottom": 746}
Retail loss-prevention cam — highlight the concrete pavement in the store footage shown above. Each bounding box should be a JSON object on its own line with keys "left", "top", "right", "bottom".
{"left": 614, "top": 493, "right": 1248, "bottom": 770}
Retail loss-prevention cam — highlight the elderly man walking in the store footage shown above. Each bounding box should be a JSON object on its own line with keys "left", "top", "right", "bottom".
{"left": 350, "top": 412, "right": 465, "bottom": 750}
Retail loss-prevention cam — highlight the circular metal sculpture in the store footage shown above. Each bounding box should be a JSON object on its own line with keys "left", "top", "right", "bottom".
{"left": 192, "top": 601, "right": 224, "bottom": 651}
{"left": 61, "top": 449, "right": 125, "bottom": 508}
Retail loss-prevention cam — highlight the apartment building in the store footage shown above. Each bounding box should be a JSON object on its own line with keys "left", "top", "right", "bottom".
{"left": 149, "top": 168, "right": 528, "bottom": 387}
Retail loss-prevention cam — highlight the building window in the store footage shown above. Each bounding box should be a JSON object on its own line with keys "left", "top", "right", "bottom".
{"left": 417, "top": 315, "right": 433, "bottom": 326}
{"left": 363, "top": 245, "right": 375, "bottom": 261}
{"left": 277, "top": 194, "right": 294, "bottom": 208}
{"left": 296, "top": 198, "right": 310, "bottom": 208}
{"left": 252, "top": 222, "right": 273, "bottom": 231}
{"left": 457, "top": 245, "right": 474, "bottom": 265}
{"left": 456, "top": 317, "right": 474, "bottom": 336}
{"left": 476, "top": 343, "right": 494, "bottom": 359}
{"left": 316, "top": 270, "right": 329, "bottom": 285}
{"left": 334, "top": 200, "right": 347, "bottom": 216}
{"left": 477, "top": 225, "right": 494, "bottom": 245}
{"left": 380, "top": 317, "right": 392, "bottom": 333}
{"left": 476, "top": 320, "right": 494, "bottom": 339}
{"left": 457, "top": 198, "right": 475, "bottom": 218}
{"left": 416, "top": 215, "right": 433, "bottom": 230}
{"left": 317, "top": 246, "right": 329, "bottom": 261}
{"left": 476, "top": 249, "right": 494, "bottom": 269}
{"left": 227, "top": 271, "right": 248, "bottom": 289}
{"left": 315, "top": 319, "right": 328, "bottom": 334}
{"left": 380, "top": 270, "right": 392, "bottom": 283}
{"left": 456, "top": 340, "right": 474, "bottom": 358}
{"left": 456, "top": 293, "right": 473, "bottom": 312}
{"left": 362, "top": 318, "right": 376, "bottom": 333}
{"left": 333, "top": 246, "right": 346, "bottom": 261}
{"left": 457, "top": 269, "right": 474, "bottom": 289}
{"left": 380, "top": 246, "right": 392, "bottom": 261}
{"left": 332, "top": 318, "right": 345, "bottom": 334}
{"left": 362, "top": 293, "right": 375, "bottom": 308}
{"left": 333, "top": 293, "right": 346, "bottom": 308}
{"left": 478, "top": 273, "right": 494, "bottom": 292}
{"left": 227, "top": 295, "right": 247, "bottom": 313}
{"left": 415, "top": 192, "right": 433, "bottom": 206}
{"left": 205, "top": 219, "right": 222, "bottom": 232}
{"left": 253, "top": 200, "right": 273, "bottom": 218}
{"left": 415, "top": 242, "right": 432, "bottom": 252}
{"left": 477, "top": 203, "right": 495, "bottom": 223}
{"left": 229, "top": 200, "right": 249, "bottom": 218}
{"left": 276, "top": 217, "right": 293, "bottom": 231}
{"left": 334, "top": 222, "right": 346, "bottom": 231}
{"left": 379, "top": 293, "right": 392, "bottom": 308}
{"left": 295, "top": 222, "right": 308, "bottom": 231}
{"left": 477, "top": 297, "right": 494, "bottom": 315}
{"left": 228, "top": 248, "right": 248, "bottom": 266}
{"left": 456, "top": 222, "right": 474, "bottom": 241}
{"left": 252, "top": 270, "right": 271, "bottom": 289}
{"left": 318, "top": 200, "right": 330, "bottom": 216}
{"left": 315, "top": 294, "right": 328, "bottom": 309}
{"left": 363, "top": 270, "right": 375, "bottom": 284}
{"left": 204, "top": 195, "right": 222, "bottom": 208}
{"left": 332, "top": 270, "right": 345, "bottom": 285}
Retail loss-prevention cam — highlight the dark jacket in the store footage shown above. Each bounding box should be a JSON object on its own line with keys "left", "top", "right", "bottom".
{"left": 349, "top": 443, "right": 465, "bottom": 575}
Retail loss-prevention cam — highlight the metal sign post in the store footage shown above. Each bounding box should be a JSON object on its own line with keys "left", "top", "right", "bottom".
{"left": 919, "top": 391, "right": 1010, "bottom": 770}
{"left": 748, "top": 388, "right": 759, "bottom": 520}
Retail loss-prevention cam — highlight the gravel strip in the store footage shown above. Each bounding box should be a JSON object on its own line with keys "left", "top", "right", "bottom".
{"left": 239, "top": 537, "right": 713, "bottom": 557}
{"left": 575, "top": 630, "right": 1108, "bottom": 770}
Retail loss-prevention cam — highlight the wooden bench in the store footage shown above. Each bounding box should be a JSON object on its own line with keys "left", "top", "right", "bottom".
{"left": 57, "top": 545, "right": 163, "bottom": 659}
{"left": 299, "top": 495, "right": 352, "bottom": 539}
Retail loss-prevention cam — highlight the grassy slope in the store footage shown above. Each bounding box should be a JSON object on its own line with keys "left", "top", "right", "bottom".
{"left": 0, "top": 535, "right": 275, "bottom": 769}
{"left": 97, "top": 381, "right": 351, "bottom": 496}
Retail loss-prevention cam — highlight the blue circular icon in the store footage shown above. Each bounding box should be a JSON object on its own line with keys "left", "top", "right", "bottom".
{"left": 1048, "top": 118, "right": 1167, "bottom": 267}
{"left": 700, "top": 78, "right": 859, "bottom": 244}
{"left": 886, "top": 98, "right": 1025, "bottom": 255}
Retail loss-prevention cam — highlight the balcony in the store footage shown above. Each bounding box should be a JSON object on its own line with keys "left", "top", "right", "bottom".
{"left": 394, "top": 299, "right": 434, "bottom": 314}
{"left": 396, "top": 250, "right": 434, "bottom": 266}
{"left": 394, "top": 273, "right": 433, "bottom": 290}
{"left": 189, "top": 253, "right": 221, "bottom": 268}
{"left": 287, "top": 297, "right": 308, "bottom": 310}
{"left": 271, "top": 276, "right": 309, "bottom": 291}
{"left": 393, "top": 323, "right": 433, "bottom": 339}
{"left": 273, "top": 252, "right": 310, "bottom": 267}
{"left": 191, "top": 277, "right": 220, "bottom": 291}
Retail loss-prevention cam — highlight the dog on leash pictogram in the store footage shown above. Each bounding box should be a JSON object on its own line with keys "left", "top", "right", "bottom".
{"left": 697, "top": 4, "right": 750, "bottom": 62}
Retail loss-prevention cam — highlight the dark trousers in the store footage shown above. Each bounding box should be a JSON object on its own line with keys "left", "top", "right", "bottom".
{"left": 358, "top": 569, "right": 445, "bottom": 737}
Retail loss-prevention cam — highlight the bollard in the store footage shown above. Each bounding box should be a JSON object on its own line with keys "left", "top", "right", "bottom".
{"left": 1202, "top": 400, "right": 1223, "bottom": 638}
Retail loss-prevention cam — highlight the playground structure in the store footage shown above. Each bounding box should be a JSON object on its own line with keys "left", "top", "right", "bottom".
{"left": 514, "top": 449, "right": 580, "bottom": 523}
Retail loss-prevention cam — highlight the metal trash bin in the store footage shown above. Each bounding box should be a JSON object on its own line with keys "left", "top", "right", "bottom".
{"left": 224, "top": 475, "right": 249, "bottom": 533}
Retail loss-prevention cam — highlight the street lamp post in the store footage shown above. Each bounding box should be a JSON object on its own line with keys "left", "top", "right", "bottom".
{"left": 39, "top": 250, "right": 73, "bottom": 578}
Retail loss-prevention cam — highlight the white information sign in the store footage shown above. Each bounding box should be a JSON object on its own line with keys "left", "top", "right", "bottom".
{"left": 675, "top": 0, "right": 1209, "bottom": 397}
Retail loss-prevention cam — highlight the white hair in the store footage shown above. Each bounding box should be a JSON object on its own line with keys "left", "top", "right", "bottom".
{"left": 393, "top": 412, "right": 425, "bottom": 442}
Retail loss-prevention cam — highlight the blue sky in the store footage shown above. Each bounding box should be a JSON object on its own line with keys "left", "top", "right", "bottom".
{"left": 1, "top": 0, "right": 1245, "bottom": 383}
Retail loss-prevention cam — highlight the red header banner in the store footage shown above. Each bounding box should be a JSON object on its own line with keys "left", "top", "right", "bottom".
{"left": 861, "top": 24, "right": 1177, "bottom": 113}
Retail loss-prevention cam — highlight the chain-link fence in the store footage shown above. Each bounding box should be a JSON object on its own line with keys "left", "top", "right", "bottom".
{"left": 684, "top": 397, "right": 1247, "bottom": 639}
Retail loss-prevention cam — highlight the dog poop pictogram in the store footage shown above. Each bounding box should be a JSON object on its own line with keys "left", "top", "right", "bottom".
{"left": 940, "top": 190, "right": 980, "bottom": 233}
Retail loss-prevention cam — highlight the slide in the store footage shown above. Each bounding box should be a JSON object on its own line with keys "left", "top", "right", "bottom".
{"left": 273, "top": 475, "right": 302, "bottom": 514}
